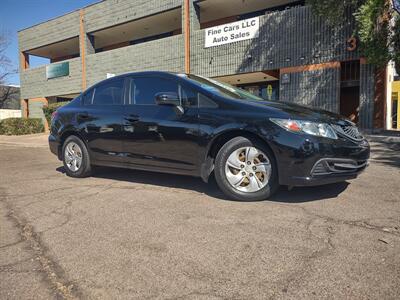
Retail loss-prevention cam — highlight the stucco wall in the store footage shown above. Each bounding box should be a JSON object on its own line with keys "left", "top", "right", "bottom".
{"left": 0, "top": 110, "right": 22, "bottom": 120}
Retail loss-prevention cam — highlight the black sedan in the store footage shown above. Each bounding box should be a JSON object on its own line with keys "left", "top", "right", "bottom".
{"left": 49, "top": 71, "right": 370, "bottom": 201}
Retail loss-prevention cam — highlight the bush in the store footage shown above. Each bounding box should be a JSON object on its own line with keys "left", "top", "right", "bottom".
{"left": 0, "top": 118, "right": 44, "bottom": 135}
{"left": 43, "top": 101, "right": 69, "bottom": 125}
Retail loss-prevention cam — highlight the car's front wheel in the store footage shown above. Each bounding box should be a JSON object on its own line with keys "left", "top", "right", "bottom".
{"left": 62, "top": 135, "right": 92, "bottom": 178}
{"left": 214, "top": 136, "right": 278, "bottom": 201}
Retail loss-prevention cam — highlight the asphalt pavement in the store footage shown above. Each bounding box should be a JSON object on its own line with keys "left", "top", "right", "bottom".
{"left": 0, "top": 134, "right": 399, "bottom": 299}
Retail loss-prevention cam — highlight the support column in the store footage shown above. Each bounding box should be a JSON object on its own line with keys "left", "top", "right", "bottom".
{"left": 374, "top": 67, "right": 387, "bottom": 129}
{"left": 19, "top": 52, "right": 29, "bottom": 70}
{"left": 184, "top": 0, "right": 190, "bottom": 73}
{"left": 79, "top": 9, "right": 95, "bottom": 91}
{"left": 359, "top": 59, "right": 375, "bottom": 129}
{"left": 79, "top": 9, "right": 87, "bottom": 90}
{"left": 183, "top": 0, "right": 200, "bottom": 74}
{"left": 19, "top": 51, "right": 30, "bottom": 118}
{"left": 20, "top": 99, "right": 28, "bottom": 118}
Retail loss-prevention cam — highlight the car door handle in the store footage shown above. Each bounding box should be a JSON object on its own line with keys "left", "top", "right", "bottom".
{"left": 124, "top": 115, "right": 140, "bottom": 123}
{"left": 77, "top": 112, "right": 89, "bottom": 120}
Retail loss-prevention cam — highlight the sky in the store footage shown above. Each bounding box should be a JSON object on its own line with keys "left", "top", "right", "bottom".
{"left": 0, "top": 0, "right": 99, "bottom": 86}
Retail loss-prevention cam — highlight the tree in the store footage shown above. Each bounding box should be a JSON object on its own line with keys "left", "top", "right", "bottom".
{"left": 0, "top": 85, "right": 19, "bottom": 109}
{"left": 0, "top": 33, "right": 11, "bottom": 85}
{"left": 0, "top": 32, "right": 18, "bottom": 108}
{"left": 393, "top": 13, "right": 400, "bottom": 73}
{"left": 306, "top": 0, "right": 400, "bottom": 73}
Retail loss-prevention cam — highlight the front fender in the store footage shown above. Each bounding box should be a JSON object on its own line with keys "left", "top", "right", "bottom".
{"left": 199, "top": 124, "right": 273, "bottom": 182}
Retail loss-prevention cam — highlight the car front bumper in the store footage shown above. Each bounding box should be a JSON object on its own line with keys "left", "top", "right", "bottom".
{"left": 267, "top": 131, "right": 370, "bottom": 187}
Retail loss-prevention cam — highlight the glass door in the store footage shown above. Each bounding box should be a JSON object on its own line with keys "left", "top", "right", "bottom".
{"left": 238, "top": 81, "right": 279, "bottom": 101}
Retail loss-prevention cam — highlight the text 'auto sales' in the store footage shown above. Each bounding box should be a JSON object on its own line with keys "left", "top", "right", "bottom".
{"left": 205, "top": 17, "right": 260, "bottom": 48}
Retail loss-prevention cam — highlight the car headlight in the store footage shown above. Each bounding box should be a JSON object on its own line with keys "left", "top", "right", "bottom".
{"left": 270, "top": 118, "right": 338, "bottom": 139}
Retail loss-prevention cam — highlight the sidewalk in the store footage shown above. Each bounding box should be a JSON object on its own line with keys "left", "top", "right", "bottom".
{"left": 365, "top": 134, "right": 400, "bottom": 145}
{"left": 0, "top": 133, "right": 48, "bottom": 148}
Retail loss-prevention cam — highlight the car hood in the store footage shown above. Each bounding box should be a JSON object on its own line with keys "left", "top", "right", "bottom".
{"left": 246, "top": 100, "right": 353, "bottom": 126}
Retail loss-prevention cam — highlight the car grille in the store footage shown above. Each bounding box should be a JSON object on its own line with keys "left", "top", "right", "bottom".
{"left": 311, "top": 159, "right": 368, "bottom": 176}
{"left": 331, "top": 124, "right": 364, "bottom": 141}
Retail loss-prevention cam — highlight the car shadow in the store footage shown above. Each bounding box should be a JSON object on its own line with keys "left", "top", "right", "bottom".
{"left": 269, "top": 182, "right": 349, "bottom": 203}
{"left": 56, "top": 166, "right": 349, "bottom": 203}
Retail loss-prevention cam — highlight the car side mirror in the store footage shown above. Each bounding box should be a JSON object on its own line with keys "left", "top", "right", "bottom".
{"left": 155, "top": 92, "right": 180, "bottom": 106}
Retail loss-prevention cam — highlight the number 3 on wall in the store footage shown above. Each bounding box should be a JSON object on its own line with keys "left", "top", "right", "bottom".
{"left": 347, "top": 37, "right": 357, "bottom": 52}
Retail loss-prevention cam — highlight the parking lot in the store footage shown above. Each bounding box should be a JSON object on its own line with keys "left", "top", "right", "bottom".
{"left": 1, "top": 134, "right": 399, "bottom": 299}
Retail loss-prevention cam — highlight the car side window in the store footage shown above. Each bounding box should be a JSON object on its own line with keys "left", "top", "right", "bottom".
{"left": 198, "top": 93, "right": 218, "bottom": 108}
{"left": 131, "top": 77, "right": 179, "bottom": 105}
{"left": 180, "top": 86, "right": 197, "bottom": 107}
{"left": 91, "top": 79, "right": 124, "bottom": 106}
{"left": 83, "top": 89, "right": 94, "bottom": 105}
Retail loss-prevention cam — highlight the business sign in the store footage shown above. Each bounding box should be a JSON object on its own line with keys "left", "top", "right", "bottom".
{"left": 205, "top": 17, "right": 259, "bottom": 48}
{"left": 394, "top": 0, "right": 400, "bottom": 13}
{"left": 46, "top": 62, "right": 69, "bottom": 79}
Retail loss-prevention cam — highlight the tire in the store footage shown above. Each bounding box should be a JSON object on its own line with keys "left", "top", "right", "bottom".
{"left": 62, "top": 135, "right": 92, "bottom": 178}
{"left": 214, "top": 136, "right": 278, "bottom": 201}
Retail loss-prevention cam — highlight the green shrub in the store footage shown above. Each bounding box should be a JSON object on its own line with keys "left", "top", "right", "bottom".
{"left": 43, "top": 101, "right": 69, "bottom": 125}
{"left": 0, "top": 118, "right": 44, "bottom": 135}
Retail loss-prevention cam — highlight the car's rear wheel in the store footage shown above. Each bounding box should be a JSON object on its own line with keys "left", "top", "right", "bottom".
{"left": 214, "top": 136, "right": 278, "bottom": 201}
{"left": 62, "top": 136, "right": 92, "bottom": 178}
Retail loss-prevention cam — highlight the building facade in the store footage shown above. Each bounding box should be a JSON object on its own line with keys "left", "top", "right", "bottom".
{"left": 18, "top": 0, "right": 389, "bottom": 129}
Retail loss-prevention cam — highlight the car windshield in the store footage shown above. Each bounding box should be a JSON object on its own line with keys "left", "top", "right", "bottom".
{"left": 180, "top": 74, "right": 265, "bottom": 101}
